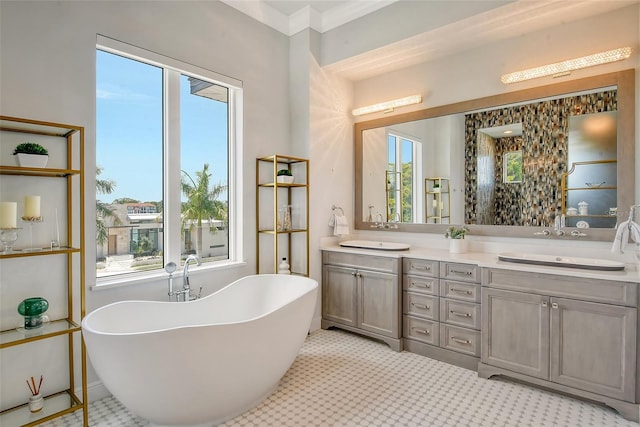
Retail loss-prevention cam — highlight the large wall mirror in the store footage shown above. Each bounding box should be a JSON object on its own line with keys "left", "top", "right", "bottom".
{"left": 355, "top": 70, "right": 635, "bottom": 240}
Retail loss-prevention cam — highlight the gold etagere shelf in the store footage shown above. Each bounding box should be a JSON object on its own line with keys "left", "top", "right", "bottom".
{"left": 0, "top": 116, "right": 87, "bottom": 426}
{"left": 425, "top": 177, "right": 450, "bottom": 224}
{"left": 256, "top": 155, "right": 309, "bottom": 276}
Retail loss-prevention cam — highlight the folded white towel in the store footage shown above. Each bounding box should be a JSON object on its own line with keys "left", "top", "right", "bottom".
{"left": 329, "top": 213, "right": 349, "bottom": 236}
{"left": 611, "top": 220, "right": 640, "bottom": 254}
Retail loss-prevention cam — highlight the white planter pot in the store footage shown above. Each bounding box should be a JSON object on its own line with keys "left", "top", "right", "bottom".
{"left": 16, "top": 153, "right": 48, "bottom": 168}
{"left": 276, "top": 175, "right": 294, "bottom": 184}
{"left": 449, "top": 238, "right": 467, "bottom": 254}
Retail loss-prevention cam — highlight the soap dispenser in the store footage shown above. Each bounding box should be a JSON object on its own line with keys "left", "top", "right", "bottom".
{"left": 278, "top": 257, "right": 290, "bottom": 274}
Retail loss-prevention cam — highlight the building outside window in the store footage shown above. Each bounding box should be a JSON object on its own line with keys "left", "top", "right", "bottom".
{"left": 96, "top": 37, "right": 241, "bottom": 281}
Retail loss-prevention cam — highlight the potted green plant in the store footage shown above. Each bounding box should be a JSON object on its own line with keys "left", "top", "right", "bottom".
{"left": 276, "top": 168, "right": 294, "bottom": 184}
{"left": 444, "top": 225, "right": 469, "bottom": 253}
{"left": 13, "top": 142, "right": 49, "bottom": 168}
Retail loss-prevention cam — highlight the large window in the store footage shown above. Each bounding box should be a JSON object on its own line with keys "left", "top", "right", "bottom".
{"left": 387, "top": 132, "right": 422, "bottom": 222}
{"left": 96, "top": 37, "right": 241, "bottom": 281}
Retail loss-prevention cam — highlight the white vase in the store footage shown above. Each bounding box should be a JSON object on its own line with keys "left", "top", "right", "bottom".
{"left": 449, "top": 238, "right": 467, "bottom": 254}
{"left": 16, "top": 153, "right": 48, "bottom": 168}
{"left": 28, "top": 393, "right": 44, "bottom": 413}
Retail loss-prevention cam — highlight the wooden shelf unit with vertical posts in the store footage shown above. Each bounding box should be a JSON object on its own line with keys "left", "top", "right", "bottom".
{"left": 0, "top": 116, "right": 87, "bottom": 426}
{"left": 256, "top": 155, "right": 309, "bottom": 276}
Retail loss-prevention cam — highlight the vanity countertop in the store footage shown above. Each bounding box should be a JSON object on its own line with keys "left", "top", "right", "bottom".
{"left": 321, "top": 243, "right": 640, "bottom": 283}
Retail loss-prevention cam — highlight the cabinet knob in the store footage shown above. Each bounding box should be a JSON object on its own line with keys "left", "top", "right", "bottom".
{"left": 541, "top": 301, "right": 548, "bottom": 308}
{"left": 551, "top": 302, "right": 559, "bottom": 309}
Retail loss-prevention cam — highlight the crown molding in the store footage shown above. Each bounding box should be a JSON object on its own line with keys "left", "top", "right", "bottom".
{"left": 220, "top": 0, "right": 398, "bottom": 36}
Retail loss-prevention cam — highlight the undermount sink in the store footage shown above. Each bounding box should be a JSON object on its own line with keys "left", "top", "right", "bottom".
{"left": 339, "top": 240, "right": 410, "bottom": 251}
{"left": 498, "top": 252, "right": 625, "bottom": 271}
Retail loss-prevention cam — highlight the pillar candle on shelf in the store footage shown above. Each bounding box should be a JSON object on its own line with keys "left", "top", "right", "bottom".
{"left": 0, "top": 202, "right": 17, "bottom": 228}
{"left": 24, "top": 196, "right": 41, "bottom": 219}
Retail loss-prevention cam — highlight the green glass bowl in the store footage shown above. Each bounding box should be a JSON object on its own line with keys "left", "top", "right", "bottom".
{"left": 17, "top": 297, "right": 49, "bottom": 317}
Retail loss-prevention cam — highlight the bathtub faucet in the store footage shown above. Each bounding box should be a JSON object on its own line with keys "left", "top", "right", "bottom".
{"left": 179, "top": 254, "right": 202, "bottom": 302}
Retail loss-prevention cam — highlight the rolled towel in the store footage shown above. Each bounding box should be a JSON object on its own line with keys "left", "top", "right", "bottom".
{"left": 612, "top": 220, "right": 640, "bottom": 254}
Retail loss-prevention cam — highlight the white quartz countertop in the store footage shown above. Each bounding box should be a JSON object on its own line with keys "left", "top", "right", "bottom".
{"left": 321, "top": 243, "right": 640, "bottom": 283}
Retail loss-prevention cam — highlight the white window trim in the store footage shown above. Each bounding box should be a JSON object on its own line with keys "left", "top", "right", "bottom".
{"left": 386, "top": 130, "right": 423, "bottom": 223}
{"left": 95, "top": 35, "right": 244, "bottom": 287}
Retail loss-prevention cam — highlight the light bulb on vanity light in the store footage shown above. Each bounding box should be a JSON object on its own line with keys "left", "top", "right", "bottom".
{"left": 501, "top": 47, "right": 632, "bottom": 84}
{"left": 352, "top": 95, "right": 422, "bottom": 116}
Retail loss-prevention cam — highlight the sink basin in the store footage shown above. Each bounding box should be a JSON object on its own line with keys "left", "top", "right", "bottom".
{"left": 498, "top": 252, "right": 625, "bottom": 271}
{"left": 339, "top": 240, "right": 410, "bottom": 251}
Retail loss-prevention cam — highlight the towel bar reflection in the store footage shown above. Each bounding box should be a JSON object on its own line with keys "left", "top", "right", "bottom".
{"left": 628, "top": 204, "right": 640, "bottom": 230}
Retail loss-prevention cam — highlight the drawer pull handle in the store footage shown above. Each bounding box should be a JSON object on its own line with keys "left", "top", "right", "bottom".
{"left": 450, "top": 269, "right": 473, "bottom": 276}
{"left": 411, "top": 327, "right": 430, "bottom": 335}
{"left": 450, "top": 288, "right": 472, "bottom": 295}
{"left": 412, "top": 264, "right": 431, "bottom": 271}
{"left": 450, "top": 310, "right": 471, "bottom": 318}
{"left": 411, "top": 303, "right": 430, "bottom": 310}
{"left": 412, "top": 282, "right": 431, "bottom": 289}
{"left": 451, "top": 336, "right": 471, "bottom": 345}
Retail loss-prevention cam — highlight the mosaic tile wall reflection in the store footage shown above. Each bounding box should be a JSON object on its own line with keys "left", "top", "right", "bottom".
{"left": 464, "top": 90, "right": 617, "bottom": 226}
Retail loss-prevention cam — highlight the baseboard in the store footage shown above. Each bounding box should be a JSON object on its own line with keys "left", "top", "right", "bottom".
{"left": 78, "top": 380, "right": 111, "bottom": 403}
{"left": 309, "top": 315, "right": 322, "bottom": 332}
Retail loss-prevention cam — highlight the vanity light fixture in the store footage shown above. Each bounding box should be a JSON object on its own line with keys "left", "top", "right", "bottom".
{"left": 352, "top": 95, "right": 422, "bottom": 116}
{"left": 501, "top": 47, "right": 632, "bottom": 84}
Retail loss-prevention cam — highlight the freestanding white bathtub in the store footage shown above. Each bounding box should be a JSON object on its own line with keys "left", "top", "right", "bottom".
{"left": 82, "top": 274, "right": 318, "bottom": 427}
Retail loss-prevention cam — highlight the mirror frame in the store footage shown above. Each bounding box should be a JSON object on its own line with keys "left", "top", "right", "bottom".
{"left": 355, "top": 69, "right": 635, "bottom": 241}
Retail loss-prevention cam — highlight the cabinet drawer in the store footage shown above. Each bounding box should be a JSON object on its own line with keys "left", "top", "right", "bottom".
{"left": 403, "top": 274, "right": 438, "bottom": 295}
{"left": 440, "top": 262, "right": 479, "bottom": 283}
{"left": 403, "top": 292, "right": 438, "bottom": 320}
{"left": 440, "top": 324, "right": 480, "bottom": 357}
{"left": 403, "top": 258, "right": 439, "bottom": 277}
{"left": 440, "top": 299, "right": 481, "bottom": 329}
{"left": 323, "top": 251, "right": 399, "bottom": 273}
{"left": 483, "top": 268, "right": 638, "bottom": 307}
{"left": 404, "top": 316, "right": 439, "bottom": 346}
{"left": 440, "top": 280, "right": 480, "bottom": 302}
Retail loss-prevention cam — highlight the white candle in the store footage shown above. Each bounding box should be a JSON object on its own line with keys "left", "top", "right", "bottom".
{"left": 24, "top": 196, "right": 41, "bottom": 219}
{"left": 0, "top": 202, "right": 17, "bottom": 228}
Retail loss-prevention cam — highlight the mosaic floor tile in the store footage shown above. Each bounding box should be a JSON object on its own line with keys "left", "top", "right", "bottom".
{"left": 42, "top": 329, "right": 637, "bottom": 426}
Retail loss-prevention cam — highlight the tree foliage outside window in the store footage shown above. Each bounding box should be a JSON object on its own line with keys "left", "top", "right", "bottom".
{"left": 504, "top": 151, "right": 523, "bottom": 183}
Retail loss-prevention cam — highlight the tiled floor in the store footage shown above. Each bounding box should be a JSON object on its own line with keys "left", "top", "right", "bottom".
{"left": 43, "top": 329, "right": 637, "bottom": 426}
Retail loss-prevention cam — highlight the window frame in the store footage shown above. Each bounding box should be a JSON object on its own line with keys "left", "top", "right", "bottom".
{"left": 95, "top": 35, "right": 244, "bottom": 288}
{"left": 503, "top": 150, "right": 523, "bottom": 184}
{"left": 386, "top": 130, "right": 423, "bottom": 223}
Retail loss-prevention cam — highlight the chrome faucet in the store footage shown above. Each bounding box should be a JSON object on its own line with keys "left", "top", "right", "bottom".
{"left": 181, "top": 254, "right": 201, "bottom": 301}
{"left": 554, "top": 214, "right": 566, "bottom": 236}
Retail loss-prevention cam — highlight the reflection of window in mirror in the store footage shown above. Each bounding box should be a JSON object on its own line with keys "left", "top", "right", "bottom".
{"left": 503, "top": 151, "right": 523, "bottom": 183}
{"left": 387, "top": 132, "right": 422, "bottom": 222}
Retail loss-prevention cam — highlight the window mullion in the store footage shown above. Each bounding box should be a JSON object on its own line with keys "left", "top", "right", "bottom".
{"left": 164, "top": 69, "right": 181, "bottom": 265}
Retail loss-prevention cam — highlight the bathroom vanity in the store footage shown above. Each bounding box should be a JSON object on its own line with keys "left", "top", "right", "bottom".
{"left": 321, "top": 251, "right": 402, "bottom": 351}
{"left": 479, "top": 267, "right": 637, "bottom": 421}
{"left": 320, "top": 244, "right": 640, "bottom": 421}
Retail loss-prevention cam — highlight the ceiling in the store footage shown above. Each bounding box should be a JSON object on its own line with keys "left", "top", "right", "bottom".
{"left": 220, "top": 0, "right": 638, "bottom": 81}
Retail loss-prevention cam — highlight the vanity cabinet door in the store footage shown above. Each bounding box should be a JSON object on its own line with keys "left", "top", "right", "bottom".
{"left": 322, "top": 265, "right": 358, "bottom": 327}
{"left": 550, "top": 297, "right": 637, "bottom": 401}
{"left": 359, "top": 270, "right": 400, "bottom": 338}
{"left": 482, "top": 288, "right": 549, "bottom": 380}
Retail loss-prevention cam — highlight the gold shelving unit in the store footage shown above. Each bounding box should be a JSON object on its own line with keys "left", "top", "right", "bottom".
{"left": 256, "top": 155, "right": 309, "bottom": 276}
{"left": 425, "top": 177, "right": 450, "bottom": 224}
{"left": 0, "top": 116, "right": 87, "bottom": 426}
